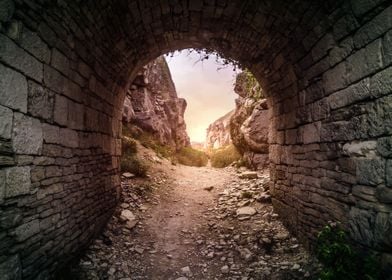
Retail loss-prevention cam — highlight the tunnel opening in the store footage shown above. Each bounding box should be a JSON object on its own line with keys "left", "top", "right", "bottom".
{"left": 0, "top": 0, "right": 391, "bottom": 278}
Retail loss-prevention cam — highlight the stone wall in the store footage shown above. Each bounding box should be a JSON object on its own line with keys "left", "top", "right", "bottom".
{"left": 123, "top": 56, "right": 190, "bottom": 150}
{"left": 0, "top": 0, "right": 391, "bottom": 277}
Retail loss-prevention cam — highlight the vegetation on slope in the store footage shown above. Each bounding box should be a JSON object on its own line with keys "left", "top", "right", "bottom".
{"left": 175, "top": 147, "right": 209, "bottom": 167}
{"left": 209, "top": 144, "right": 241, "bottom": 168}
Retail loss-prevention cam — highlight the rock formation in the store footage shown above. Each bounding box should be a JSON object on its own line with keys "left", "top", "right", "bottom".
{"left": 230, "top": 71, "right": 269, "bottom": 169}
{"left": 205, "top": 110, "right": 234, "bottom": 149}
{"left": 122, "top": 56, "right": 190, "bottom": 150}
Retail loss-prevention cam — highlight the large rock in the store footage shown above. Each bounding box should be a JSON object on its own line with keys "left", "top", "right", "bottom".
{"left": 230, "top": 71, "right": 269, "bottom": 169}
{"left": 122, "top": 56, "right": 190, "bottom": 150}
{"left": 206, "top": 110, "right": 234, "bottom": 149}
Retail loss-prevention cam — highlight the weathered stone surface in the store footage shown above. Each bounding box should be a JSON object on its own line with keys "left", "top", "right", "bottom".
{"left": 14, "top": 219, "right": 39, "bottom": 241}
{"left": 0, "top": 104, "right": 13, "bottom": 139}
{"left": 0, "top": 0, "right": 15, "bottom": 23}
{"left": 4, "top": 166, "right": 31, "bottom": 198}
{"left": 387, "top": 160, "right": 392, "bottom": 187}
{"left": 12, "top": 113, "right": 42, "bottom": 155}
{"left": 20, "top": 27, "right": 51, "bottom": 64}
{"left": 356, "top": 157, "right": 385, "bottom": 186}
{"left": 342, "top": 140, "right": 377, "bottom": 157}
{"left": 27, "top": 80, "right": 54, "bottom": 121}
{"left": 0, "top": 34, "right": 43, "bottom": 81}
{"left": 53, "top": 94, "right": 68, "bottom": 126}
{"left": 302, "top": 122, "right": 321, "bottom": 144}
{"left": 0, "top": 254, "right": 21, "bottom": 280}
{"left": 0, "top": 63, "right": 28, "bottom": 112}
{"left": 376, "top": 186, "right": 392, "bottom": 203}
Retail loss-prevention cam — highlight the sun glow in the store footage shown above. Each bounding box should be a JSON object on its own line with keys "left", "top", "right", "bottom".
{"left": 166, "top": 51, "right": 238, "bottom": 143}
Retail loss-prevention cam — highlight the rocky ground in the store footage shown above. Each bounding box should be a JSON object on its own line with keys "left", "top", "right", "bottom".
{"left": 66, "top": 162, "right": 320, "bottom": 280}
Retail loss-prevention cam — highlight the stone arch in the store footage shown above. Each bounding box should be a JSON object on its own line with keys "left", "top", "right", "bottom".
{"left": 0, "top": 0, "right": 391, "bottom": 277}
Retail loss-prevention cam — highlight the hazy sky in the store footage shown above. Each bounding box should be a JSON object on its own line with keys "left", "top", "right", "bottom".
{"left": 166, "top": 51, "right": 238, "bottom": 143}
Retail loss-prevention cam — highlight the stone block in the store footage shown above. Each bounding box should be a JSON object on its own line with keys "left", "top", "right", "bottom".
{"left": 353, "top": 5, "right": 392, "bottom": 48}
{"left": 67, "top": 101, "right": 84, "bottom": 130}
{"left": 370, "top": 66, "right": 392, "bottom": 98}
{"left": 20, "top": 27, "right": 50, "bottom": 63}
{"left": 329, "top": 37, "right": 354, "bottom": 66}
{"left": 332, "top": 13, "right": 359, "bottom": 41}
{"left": 342, "top": 140, "right": 377, "bottom": 157}
{"left": 302, "top": 122, "right": 321, "bottom": 144}
{"left": 0, "top": 34, "right": 43, "bottom": 81}
{"left": 0, "top": 170, "right": 4, "bottom": 202}
{"left": 322, "top": 61, "right": 347, "bottom": 94}
{"left": 27, "top": 80, "right": 54, "bottom": 121}
{"left": 0, "top": 0, "right": 14, "bottom": 23}
{"left": 311, "top": 33, "right": 335, "bottom": 62}
{"left": 51, "top": 48, "right": 70, "bottom": 76}
{"left": 348, "top": 207, "right": 375, "bottom": 247}
{"left": 78, "top": 61, "right": 91, "bottom": 78}
{"left": 374, "top": 212, "right": 392, "bottom": 248}
{"left": 42, "top": 123, "right": 60, "bottom": 144}
{"left": 37, "top": 183, "right": 63, "bottom": 200}
{"left": 43, "top": 64, "right": 64, "bottom": 95}
{"left": 356, "top": 157, "right": 385, "bottom": 186}
{"left": 387, "top": 160, "right": 392, "bottom": 187}
{"left": 59, "top": 128, "right": 78, "bottom": 148}
{"left": 351, "top": 0, "right": 386, "bottom": 17}
{"left": 0, "top": 105, "right": 13, "bottom": 139}
{"left": 14, "top": 219, "right": 39, "bottom": 242}
{"left": 0, "top": 63, "right": 28, "bottom": 112}
{"left": 352, "top": 185, "right": 377, "bottom": 202}
{"left": 347, "top": 39, "right": 383, "bottom": 84}
{"left": 5, "top": 166, "right": 31, "bottom": 198}
{"left": 328, "top": 78, "right": 370, "bottom": 110}
{"left": 0, "top": 254, "right": 21, "bottom": 280}
{"left": 384, "top": 29, "right": 392, "bottom": 66}
{"left": 53, "top": 94, "right": 68, "bottom": 126}
{"left": 63, "top": 79, "right": 82, "bottom": 103}
{"left": 12, "top": 113, "right": 42, "bottom": 155}
{"left": 30, "top": 166, "right": 45, "bottom": 183}
{"left": 376, "top": 186, "right": 392, "bottom": 203}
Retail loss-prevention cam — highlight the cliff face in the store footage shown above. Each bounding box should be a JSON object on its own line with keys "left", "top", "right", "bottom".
{"left": 205, "top": 110, "right": 234, "bottom": 149}
{"left": 230, "top": 71, "right": 269, "bottom": 169}
{"left": 122, "top": 56, "right": 190, "bottom": 149}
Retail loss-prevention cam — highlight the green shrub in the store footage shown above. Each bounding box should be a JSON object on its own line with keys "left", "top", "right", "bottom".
{"left": 175, "top": 147, "right": 208, "bottom": 167}
{"left": 316, "top": 222, "right": 381, "bottom": 280}
{"left": 122, "top": 136, "right": 137, "bottom": 156}
{"left": 121, "top": 155, "right": 149, "bottom": 177}
{"left": 210, "top": 144, "right": 241, "bottom": 168}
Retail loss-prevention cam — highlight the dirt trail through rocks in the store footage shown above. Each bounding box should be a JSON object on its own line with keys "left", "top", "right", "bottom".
{"left": 70, "top": 164, "right": 319, "bottom": 280}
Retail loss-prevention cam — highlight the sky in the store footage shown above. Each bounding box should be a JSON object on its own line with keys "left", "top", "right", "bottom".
{"left": 165, "top": 51, "right": 238, "bottom": 143}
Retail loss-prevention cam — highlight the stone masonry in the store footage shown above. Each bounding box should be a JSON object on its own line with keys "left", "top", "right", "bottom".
{"left": 0, "top": 0, "right": 391, "bottom": 278}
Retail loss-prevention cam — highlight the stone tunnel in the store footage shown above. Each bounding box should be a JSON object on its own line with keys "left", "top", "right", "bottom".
{"left": 0, "top": 0, "right": 391, "bottom": 278}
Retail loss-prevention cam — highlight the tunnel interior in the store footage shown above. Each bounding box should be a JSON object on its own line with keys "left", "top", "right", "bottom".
{"left": 0, "top": 0, "right": 391, "bottom": 278}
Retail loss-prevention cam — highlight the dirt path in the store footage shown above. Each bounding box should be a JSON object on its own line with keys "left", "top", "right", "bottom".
{"left": 70, "top": 164, "right": 319, "bottom": 280}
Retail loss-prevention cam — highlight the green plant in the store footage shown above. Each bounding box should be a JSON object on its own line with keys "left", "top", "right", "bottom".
{"left": 210, "top": 144, "right": 241, "bottom": 168}
{"left": 175, "top": 147, "right": 208, "bottom": 167}
{"left": 316, "top": 222, "right": 381, "bottom": 280}
{"left": 122, "top": 136, "right": 137, "bottom": 156}
{"left": 121, "top": 155, "right": 149, "bottom": 177}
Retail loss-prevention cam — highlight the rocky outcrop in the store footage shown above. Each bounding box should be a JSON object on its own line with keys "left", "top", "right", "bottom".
{"left": 230, "top": 71, "right": 269, "bottom": 169}
{"left": 206, "top": 110, "right": 234, "bottom": 149}
{"left": 122, "top": 56, "right": 190, "bottom": 150}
